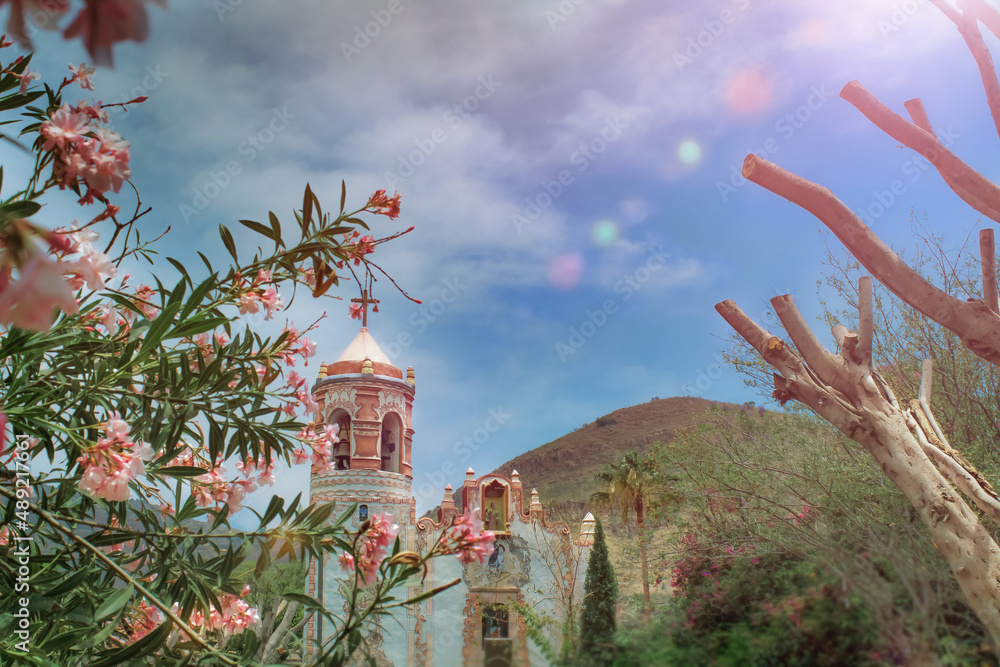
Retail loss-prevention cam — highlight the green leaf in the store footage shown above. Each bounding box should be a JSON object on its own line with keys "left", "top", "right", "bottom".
{"left": 239, "top": 218, "right": 273, "bottom": 239}
{"left": 0, "top": 199, "right": 40, "bottom": 220}
{"left": 153, "top": 465, "right": 209, "bottom": 478}
{"left": 0, "top": 90, "right": 44, "bottom": 112}
{"left": 390, "top": 578, "right": 462, "bottom": 607}
{"left": 89, "top": 618, "right": 171, "bottom": 667}
{"left": 219, "top": 224, "right": 238, "bottom": 263}
{"left": 240, "top": 629, "right": 260, "bottom": 662}
{"left": 340, "top": 179, "right": 346, "bottom": 214}
{"left": 94, "top": 583, "right": 134, "bottom": 622}
{"left": 303, "top": 183, "right": 314, "bottom": 231}
{"left": 282, "top": 592, "right": 326, "bottom": 611}
{"left": 269, "top": 210, "right": 284, "bottom": 249}
{"left": 178, "top": 273, "right": 218, "bottom": 321}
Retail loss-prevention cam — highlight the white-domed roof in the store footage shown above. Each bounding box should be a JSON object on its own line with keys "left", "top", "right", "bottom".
{"left": 336, "top": 327, "right": 393, "bottom": 365}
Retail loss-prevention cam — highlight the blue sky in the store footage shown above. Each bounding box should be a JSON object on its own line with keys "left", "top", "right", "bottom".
{"left": 11, "top": 0, "right": 999, "bottom": 514}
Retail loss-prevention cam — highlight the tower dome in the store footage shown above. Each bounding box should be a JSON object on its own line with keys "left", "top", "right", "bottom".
{"left": 321, "top": 326, "right": 403, "bottom": 379}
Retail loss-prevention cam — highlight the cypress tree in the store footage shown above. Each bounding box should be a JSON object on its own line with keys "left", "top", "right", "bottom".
{"left": 579, "top": 517, "right": 618, "bottom": 666}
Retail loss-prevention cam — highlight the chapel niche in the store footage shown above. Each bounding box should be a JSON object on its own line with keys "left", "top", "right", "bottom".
{"left": 482, "top": 480, "right": 509, "bottom": 533}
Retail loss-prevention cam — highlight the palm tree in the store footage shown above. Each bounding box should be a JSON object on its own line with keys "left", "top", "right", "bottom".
{"left": 592, "top": 451, "right": 661, "bottom": 623}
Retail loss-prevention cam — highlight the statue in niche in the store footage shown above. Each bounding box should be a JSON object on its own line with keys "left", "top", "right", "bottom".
{"left": 482, "top": 481, "right": 508, "bottom": 532}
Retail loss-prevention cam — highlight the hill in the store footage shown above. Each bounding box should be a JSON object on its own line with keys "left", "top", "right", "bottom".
{"left": 489, "top": 396, "right": 737, "bottom": 518}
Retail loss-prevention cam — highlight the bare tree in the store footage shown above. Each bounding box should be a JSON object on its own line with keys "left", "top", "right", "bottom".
{"left": 717, "top": 0, "right": 1000, "bottom": 650}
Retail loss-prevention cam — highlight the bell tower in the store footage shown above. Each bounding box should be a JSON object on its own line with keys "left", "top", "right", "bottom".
{"left": 305, "top": 318, "right": 417, "bottom": 663}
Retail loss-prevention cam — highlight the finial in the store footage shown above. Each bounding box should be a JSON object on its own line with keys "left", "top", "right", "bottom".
{"left": 466, "top": 467, "right": 475, "bottom": 477}
{"left": 580, "top": 512, "right": 596, "bottom": 546}
{"left": 317, "top": 363, "right": 328, "bottom": 379}
{"left": 406, "top": 366, "right": 415, "bottom": 386}
{"left": 361, "top": 356, "right": 374, "bottom": 374}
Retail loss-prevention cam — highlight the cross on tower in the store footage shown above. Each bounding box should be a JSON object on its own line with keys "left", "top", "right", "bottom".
{"left": 351, "top": 288, "right": 380, "bottom": 328}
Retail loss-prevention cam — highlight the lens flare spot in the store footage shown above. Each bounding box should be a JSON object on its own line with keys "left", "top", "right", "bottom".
{"left": 725, "top": 68, "right": 773, "bottom": 115}
{"left": 591, "top": 220, "right": 618, "bottom": 246}
{"left": 677, "top": 140, "right": 702, "bottom": 165}
{"left": 548, "top": 253, "right": 584, "bottom": 290}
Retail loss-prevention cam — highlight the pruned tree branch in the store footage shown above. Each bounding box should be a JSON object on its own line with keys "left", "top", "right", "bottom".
{"left": 839, "top": 80, "right": 1000, "bottom": 222}
{"left": 742, "top": 154, "right": 1000, "bottom": 365}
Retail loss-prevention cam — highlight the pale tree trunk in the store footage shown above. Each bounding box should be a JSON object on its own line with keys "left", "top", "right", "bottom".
{"left": 716, "top": 0, "right": 1000, "bottom": 651}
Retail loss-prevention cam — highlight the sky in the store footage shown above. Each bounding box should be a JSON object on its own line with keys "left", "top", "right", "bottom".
{"left": 9, "top": 0, "right": 1000, "bottom": 515}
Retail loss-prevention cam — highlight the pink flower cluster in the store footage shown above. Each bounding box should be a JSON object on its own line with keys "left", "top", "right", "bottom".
{"left": 293, "top": 423, "right": 340, "bottom": 474}
{"left": 344, "top": 232, "right": 377, "bottom": 267}
{"left": 125, "top": 599, "right": 164, "bottom": 643}
{"left": 77, "top": 412, "right": 154, "bottom": 501}
{"left": 237, "top": 270, "right": 283, "bottom": 321}
{"left": 40, "top": 101, "right": 132, "bottom": 204}
{"left": 191, "top": 330, "right": 230, "bottom": 368}
{"left": 276, "top": 324, "right": 317, "bottom": 367}
{"left": 366, "top": 189, "right": 401, "bottom": 219}
{"left": 170, "top": 585, "right": 259, "bottom": 637}
{"left": 339, "top": 512, "right": 399, "bottom": 585}
{"left": 170, "top": 449, "right": 275, "bottom": 515}
{"left": 446, "top": 507, "right": 496, "bottom": 565}
{"left": 283, "top": 369, "right": 318, "bottom": 418}
{"left": 0, "top": 253, "right": 80, "bottom": 331}
{"left": 3, "top": 1, "right": 167, "bottom": 67}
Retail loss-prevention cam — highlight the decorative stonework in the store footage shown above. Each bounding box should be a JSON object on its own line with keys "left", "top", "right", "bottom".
{"left": 377, "top": 389, "right": 406, "bottom": 417}
{"left": 321, "top": 387, "right": 357, "bottom": 418}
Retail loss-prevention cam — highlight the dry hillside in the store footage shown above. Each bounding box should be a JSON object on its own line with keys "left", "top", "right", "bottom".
{"left": 490, "top": 396, "right": 738, "bottom": 516}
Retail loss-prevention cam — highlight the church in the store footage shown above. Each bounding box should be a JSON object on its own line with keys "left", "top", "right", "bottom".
{"left": 304, "top": 317, "right": 596, "bottom": 666}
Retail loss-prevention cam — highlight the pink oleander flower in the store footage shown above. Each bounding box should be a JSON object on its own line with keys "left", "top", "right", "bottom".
{"left": 368, "top": 512, "right": 399, "bottom": 550}
{"left": 40, "top": 104, "right": 89, "bottom": 152}
{"left": 132, "top": 284, "right": 158, "bottom": 319}
{"left": 366, "top": 189, "right": 401, "bottom": 219}
{"left": 297, "top": 390, "right": 318, "bottom": 416}
{"left": 98, "top": 303, "right": 119, "bottom": 336}
{"left": 345, "top": 235, "right": 376, "bottom": 266}
{"left": 238, "top": 292, "right": 260, "bottom": 315}
{"left": 69, "top": 247, "right": 117, "bottom": 290}
{"left": 3, "top": 1, "right": 70, "bottom": 50}
{"left": 18, "top": 66, "right": 39, "bottom": 92}
{"left": 76, "top": 411, "right": 154, "bottom": 502}
{"left": 339, "top": 552, "right": 355, "bottom": 571}
{"left": 291, "top": 448, "right": 310, "bottom": 465}
{"left": 0, "top": 254, "right": 80, "bottom": 331}
{"left": 349, "top": 302, "right": 363, "bottom": 320}
{"left": 62, "top": 0, "right": 165, "bottom": 67}
{"left": 68, "top": 62, "right": 95, "bottom": 90}
{"left": 260, "top": 287, "right": 282, "bottom": 320}
{"left": 127, "top": 600, "right": 163, "bottom": 643}
{"left": 449, "top": 507, "right": 496, "bottom": 565}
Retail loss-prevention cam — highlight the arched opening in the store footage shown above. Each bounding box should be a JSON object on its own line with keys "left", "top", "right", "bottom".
{"left": 329, "top": 409, "right": 352, "bottom": 470}
{"left": 380, "top": 413, "right": 402, "bottom": 473}
{"left": 482, "top": 603, "right": 512, "bottom": 666}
